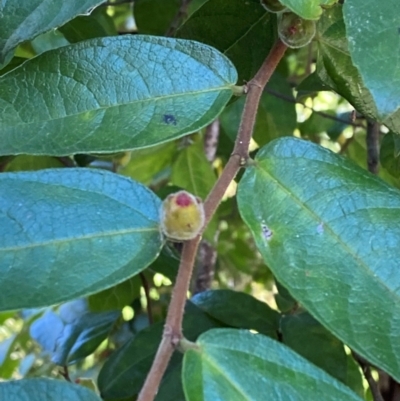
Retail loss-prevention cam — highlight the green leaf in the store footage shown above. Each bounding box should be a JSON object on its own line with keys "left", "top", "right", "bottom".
{"left": 5, "top": 155, "right": 64, "bottom": 172}
{"left": 281, "top": 312, "right": 351, "bottom": 386}
{"left": 0, "top": 36, "right": 237, "bottom": 156}
{"left": 380, "top": 132, "right": 400, "bottom": 178}
{"left": 183, "top": 328, "right": 363, "bottom": 401}
{"left": 30, "top": 299, "right": 119, "bottom": 365}
{"left": 0, "top": 168, "right": 163, "bottom": 311}
{"left": 88, "top": 276, "right": 142, "bottom": 312}
{"left": 0, "top": 378, "right": 102, "bottom": 401}
{"left": 237, "top": 137, "right": 400, "bottom": 380}
{"left": 134, "top": 0, "right": 180, "bottom": 35}
{"left": 0, "top": 0, "right": 104, "bottom": 64}
{"left": 171, "top": 139, "right": 216, "bottom": 199}
{"left": 98, "top": 302, "right": 222, "bottom": 399}
{"left": 58, "top": 12, "right": 117, "bottom": 43}
{"left": 192, "top": 289, "right": 280, "bottom": 339}
{"left": 343, "top": 0, "right": 400, "bottom": 118}
{"left": 316, "top": 5, "right": 400, "bottom": 135}
{"left": 279, "top": 0, "right": 335, "bottom": 20}
{"left": 121, "top": 142, "right": 177, "bottom": 185}
{"left": 177, "top": 0, "right": 276, "bottom": 82}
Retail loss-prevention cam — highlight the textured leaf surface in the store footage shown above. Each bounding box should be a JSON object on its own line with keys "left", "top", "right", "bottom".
{"left": 0, "top": 0, "right": 103, "bottom": 64}
{"left": 0, "top": 378, "right": 102, "bottom": 401}
{"left": 0, "top": 36, "right": 237, "bottom": 156}
{"left": 0, "top": 168, "right": 163, "bottom": 311}
{"left": 177, "top": 0, "right": 275, "bottom": 82}
{"left": 237, "top": 137, "right": 400, "bottom": 380}
{"left": 183, "top": 329, "right": 362, "bottom": 401}
{"left": 316, "top": 5, "right": 400, "bottom": 135}
{"left": 343, "top": 0, "right": 400, "bottom": 118}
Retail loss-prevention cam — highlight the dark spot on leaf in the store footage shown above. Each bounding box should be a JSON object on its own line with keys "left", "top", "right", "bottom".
{"left": 163, "top": 114, "right": 177, "bottom": 125}
{"left": 261, "top": 224, "right": 273, "bottom": 241}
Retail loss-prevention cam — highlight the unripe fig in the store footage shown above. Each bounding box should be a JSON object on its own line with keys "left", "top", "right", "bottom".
{"left": 160, "top": 190, "right": 205, "bottom": 241}
{"left": 260, "top": 0, "right": 287, "bottom": 13}
{"left": 278, "top": 12, "right": 316, "bottom": 48}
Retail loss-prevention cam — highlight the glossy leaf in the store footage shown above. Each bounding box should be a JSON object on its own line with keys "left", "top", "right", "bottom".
{"left": 98, "top": 302, "right": 222, "bottom": 399}
{"left": 237, "top": 137, "right": 400, "bottom": 380}
{"left": 0, "top": 378, "right": 102, "bottom": 401}
{"left": 281, "top": 312, "right": 349, "bottom": 385}
{"left": 192, "top": 289, "right": 280, "bottom": 339}
{"left": 30, "top": 299, "right": 120, "bottom": 365}
{"left": 0, "top": 0, "right": 103, "bottom": 64}
{"left": 316, "top": 5, "right": 400, "bottom": 135}
{"left": 177, "top": 0, "right": 276, "bottom": 82}
{"left": 171, "top": 140, "right": 216, "bottom": 199}
{"left": 183, "top": 329, "right": 363, "bottom": 401}
{"left": 0, "top": 36, "right": 237, "bottom": 156}
{"left": 0, "top": 168, "right": 163, "bottom": 311}
{"left": 343, "top": 0, "right": 400, "bottom": 118}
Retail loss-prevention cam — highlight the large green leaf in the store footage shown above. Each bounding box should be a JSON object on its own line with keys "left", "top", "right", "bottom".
{"left": 0, "top": 36, "right": 237, "bottom": 156}
{"left": 0, "top": 168, "right": 163, "bottom": 311}
{"left": 177, "top": 0, "right": 276, "bottom": 82}
{"left": 0, "top": 378, "right": 102, "bottom": 401}
{"left": 237, "top": 137, "right": 400, "bottom": 380}
{"left": 316, "top": 5, "right": 400, "bottom": 135}
{"left": 343, "top": 0, "right": 400, "bottom": 118}
{"left": 0, "top": 0, "right": 103, "bottom": 64}
{"left": 183, "top": 329, "right": 363, "bottom": 401}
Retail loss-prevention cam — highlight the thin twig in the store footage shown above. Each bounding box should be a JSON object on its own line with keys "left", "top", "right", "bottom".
{"left": 165, "top": 0, "right": 192, "bottom": 37}
{"left": 352, "top": 352, "right": 384, "bottom": 401}
{"left": 56, "top": 156, "right": 76, "bottom": 168}
{"left": 140, "top": 272, "right": 153, "bottom": 325}
{"left": 366, "top": 120, "right": 380, "bottom": 175}
{"left": 265, "top": 87, "right": 365, "bottom": 128}
{"left": 60, "top": 365, "right": 71, "bottom": 382}
{"left": 137, "top": 39, "right": 288, "bottom": 401}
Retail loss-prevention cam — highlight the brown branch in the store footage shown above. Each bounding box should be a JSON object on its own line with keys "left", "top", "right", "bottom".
{"left": 137, "top": 39, "right": 287, "bottom": 401}
{"left": 265, "top": 88, "right": 365, "bottom": 128}
{"left": 366, "top": 120, "right": 380, "bottom": 175}
{"left": 165, "top": 0, "right": 192, "bottom": 37}
{"left": 140, "top": 273, "right": 153, "bottom": 325}
{"left": 352, "top": 352, "right": 384, "bottom": 401}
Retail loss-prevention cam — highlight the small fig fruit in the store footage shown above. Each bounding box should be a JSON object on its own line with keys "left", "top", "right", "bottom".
{"left": 160, "top": 190, "right": 205, "bottom": 241}
{"left": 278, "top": 12, "right": 316, "bottom": 49}
{"left": 260, "top": 0, "right": 287, "bottom": 13}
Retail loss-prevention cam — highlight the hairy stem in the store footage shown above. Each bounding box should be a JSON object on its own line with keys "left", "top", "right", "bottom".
{"left": 137, "top": 39, "right": 287, "bottom": 401}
